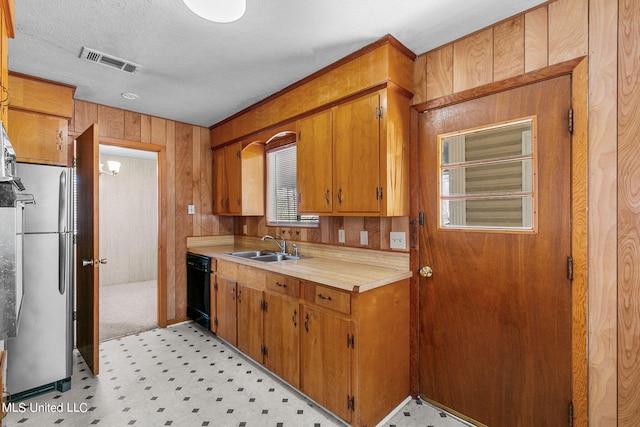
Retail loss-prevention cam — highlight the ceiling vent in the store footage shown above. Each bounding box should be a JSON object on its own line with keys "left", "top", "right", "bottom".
{"left": 79, "top": 47, "right": 141, "bottom": 74}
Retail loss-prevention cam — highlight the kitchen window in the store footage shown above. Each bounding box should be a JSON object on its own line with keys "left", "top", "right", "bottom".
{"left": 266, "top": 144, "right": 319, "bottom": 226}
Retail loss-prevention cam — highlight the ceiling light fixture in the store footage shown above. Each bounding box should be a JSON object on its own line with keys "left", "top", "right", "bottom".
{"left": 121, "top": 92, "right": 139, "bottom": 100}
{"left": 99, "top": 160, "right": 121, "bottom": 176}
{"left": 182, "top": 0, "right": 246, "bottom": 23}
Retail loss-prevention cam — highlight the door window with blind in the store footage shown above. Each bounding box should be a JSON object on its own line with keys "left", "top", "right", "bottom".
{"left": 266, "top": 144, "right": 319, "bottom": 226}
{"left": 438, "top": 118, "right": 537, "bottom": 232}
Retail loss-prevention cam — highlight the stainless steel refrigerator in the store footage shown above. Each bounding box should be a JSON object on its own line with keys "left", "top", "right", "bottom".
{"left": 7, "top": 162, "right": 74, "bottom": 400}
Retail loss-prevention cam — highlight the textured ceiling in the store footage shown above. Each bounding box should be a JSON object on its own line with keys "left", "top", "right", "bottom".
{"left": 9, "top": 0, "right": 546, "bottom": 128}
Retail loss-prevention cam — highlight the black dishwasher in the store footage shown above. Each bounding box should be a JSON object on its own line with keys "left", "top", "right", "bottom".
{"left": 186, "top": 253, "right": 211, "bottom": 329}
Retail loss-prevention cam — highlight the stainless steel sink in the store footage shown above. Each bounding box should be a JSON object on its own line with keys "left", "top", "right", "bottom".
{"left": 226, "top": 250, "right": 273, "bottom": 259}
{"left": 226, "top": 251, "right": 304, "bottom": 263}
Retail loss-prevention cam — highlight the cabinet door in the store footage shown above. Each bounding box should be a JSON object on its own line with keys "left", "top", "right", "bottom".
{"left": 8, "top": 109, "right": 69, "bottom": 166}
{"left": 296, "top": 110, "right": 333, "bottom": 214}
{"left": 333, "top": 93, "right": 381, "bottom": 214}
{"left": 236, "top": 283, "right": 264, "bottom": 363}
{"left": 264, "top": 294, "right": 300, "bottom": 387}
{"left": 301, "top": 305, "right": 352, "bottom": 423}
{"left": 212, "top": 147, "right": 227, "bottom": 214}
{"left": 215, "top": 276, "right": 237, "bottom": 346}
{"left": 225, "top": 141, "right": 242, "bottom": 215}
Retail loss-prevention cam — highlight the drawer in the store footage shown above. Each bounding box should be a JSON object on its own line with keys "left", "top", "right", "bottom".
{"left": 216, "top": 259, "right": 238, "bottom": 281}
{"left": 303, "top": 282, "right": 351, "bottom": 315}
{"left": 265, "top": 273, "right": 299, "bottom": 298}
{"left": 237, "top": 264, "right": 265, "bottom": 290}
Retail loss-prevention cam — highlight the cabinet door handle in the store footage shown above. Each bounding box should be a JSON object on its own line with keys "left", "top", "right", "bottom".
{"left": 292, "top": 310, "right": 297, "bottom": 327}
{"left": 232, "top": 286, "right": 237, "bottom": 301}
{"left": 276, "top": 281, "right": 287, "bottom": 288}
{"left": 325, "top": 190, "right": 330, "bottom": 204}
{"left": 304, "top": 313, "right": 309, "bottom": 332}
{"left": 237, "top": 289, "right": 242, "bottom": 302}
{"left": 337, "top": 188, "right": 342, "bottom": 204}
{"left": 317, "top": 293, "right": 333, "bottom": 301}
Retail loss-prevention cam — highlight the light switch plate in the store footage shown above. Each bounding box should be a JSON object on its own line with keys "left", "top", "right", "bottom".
{"left": 243, "top": 224, "right": 248, "bottom": 235}
{"left": 390, "top": 231, "right": 406, "bottom": 250}
{"left": 188, "top": 204, "right": 195, "bottom": 215}
{"left": 360, "top": 231, "right": 369, "bottom": 246}
{"left": 338, "top": 229, "right": 345, "bottom": 243}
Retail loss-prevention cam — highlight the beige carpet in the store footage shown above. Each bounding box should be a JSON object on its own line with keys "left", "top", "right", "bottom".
{"left": 99, "top": 280, "right": 158, "bottom": 341}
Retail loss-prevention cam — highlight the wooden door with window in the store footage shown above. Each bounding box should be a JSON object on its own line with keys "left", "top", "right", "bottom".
{"left": 418, "top": 76, "right": 572, "bottom": 426}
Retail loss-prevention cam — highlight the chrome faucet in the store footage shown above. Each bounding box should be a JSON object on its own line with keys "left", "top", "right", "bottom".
{"left": 261, "top": 234, "right": 286, "bottom": 254}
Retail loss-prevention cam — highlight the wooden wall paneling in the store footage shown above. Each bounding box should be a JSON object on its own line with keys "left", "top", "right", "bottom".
{"left": 493, "top": 16, "right": 525, "bottom": 81}
{"left": 364, "top": 217, "right": 381, "bottom": 249}
{"left": 343, "top": 216, "right": 365, "bottom": 247}
{"left": 198, "top": 127, "right": 214, "bottom": 235}
{"left": 98, "top": 105, "right": 125, "bottom": 139}
{"left": 165, "top": 120, "right": 176, "bottom": 321}
{"left": 124, "top": 110, "right": 141, "bottom": 142}
{"left": 453, "top": 28, "right": 494, "bottom": 93}
{"left": 73, "top": 100, "right": 98, "bottom": 133}
{"left": 587, "top": 0, "right": 619, "bottom": 425}
{"left": 412, "top": 53, "right": 427, "bottom": 105}
{"left": 151, "top": 116, "right": 167, "bottom": 145}
{"left": 426, "top": 45, "right": 454, "bottom": 101}
{"left": 571, "top": 57, "right": 589, "bottom": 427}
{"left": 548, "top": 0, "right": 589, "bottom": 65}
{"left": 191, "top": 125, "right": 202, "bottom": 237}
{"left": 524, "top": 5, "right": 549, "bottom": 73}
{"left": 140, "top": 114, "right": 151, "bottom": 143}
{"left": 174, "top": 122, "right": 193, "bottom": 320}
{"left": 618, "top": 1, "right": 640, "bottom": 425}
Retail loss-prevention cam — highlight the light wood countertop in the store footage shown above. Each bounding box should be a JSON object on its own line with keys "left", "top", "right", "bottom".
{"left": 188, "top": 242, "right": 412, "bottom": 293}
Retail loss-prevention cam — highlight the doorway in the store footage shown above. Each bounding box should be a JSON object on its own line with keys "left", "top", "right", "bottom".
{"left": 98, "top": 145, "right": 158, "bottom": 341}
{"left": 417, "top": 76, "right": 573, "bottom": 426}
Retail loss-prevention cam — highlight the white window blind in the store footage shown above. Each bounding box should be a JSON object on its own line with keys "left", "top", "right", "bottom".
{"left": 266, "top": 145, "right": 318, "bottom": 226}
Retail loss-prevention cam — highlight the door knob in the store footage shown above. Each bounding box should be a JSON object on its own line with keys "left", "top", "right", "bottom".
{"left": 419, "top": 266, "right": 433, "bottom": 278}
{"left": 82, "top": 259, "right": 94, "bottom": 267}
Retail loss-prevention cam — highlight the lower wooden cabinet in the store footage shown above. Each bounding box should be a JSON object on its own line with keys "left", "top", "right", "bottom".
{"left": 263, "top": 292, "right": 300, "bottom": 388}
{"left": 211, "top": 257, "right": 410, "bottom": 427}
{"left": 236, "top": 282, "right": 263, "bottom": 362}
{"left": 214, "top": 276, "right": 237, "bottom": 346}
{"left": 301, "top": 305, "right": 352, "bottom": 423}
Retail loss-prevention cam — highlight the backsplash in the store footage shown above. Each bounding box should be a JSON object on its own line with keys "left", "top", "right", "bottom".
{"left": 232, "top": 215, "right": 410, "bottom": 252}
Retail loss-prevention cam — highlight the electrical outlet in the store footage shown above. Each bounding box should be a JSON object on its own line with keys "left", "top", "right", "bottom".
{"left": 390, "top": 231, "right": 406, "bottom": 250}
{"left": 188, "top": 205, "right": 195, "bottom": 215}
{"left": 360, "top": 231, "right": 368, "bottom": 246}
{"left": 243, "top": 224, "right": 248, "bottom": 235}
{"left": 338, "top": 229, "right": 345, "bottom": 243}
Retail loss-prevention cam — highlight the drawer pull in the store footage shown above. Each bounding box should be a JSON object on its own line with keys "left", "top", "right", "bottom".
{"left": 317, "top": 293, "right": 333, "bottom": 301}
{"left": 276, "top": 281, "right": 287, "bottom": 288}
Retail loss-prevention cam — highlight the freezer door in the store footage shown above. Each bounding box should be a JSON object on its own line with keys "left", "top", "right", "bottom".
{"left": 16, "top": 163, "right": 73, "bottom": 234}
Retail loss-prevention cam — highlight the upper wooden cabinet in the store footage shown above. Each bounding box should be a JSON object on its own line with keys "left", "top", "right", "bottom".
{"left": 296, "top": 109, "right": 333, "bottom": 214}
{"left": 7, "top": 73, "right": 75, "bottom": 166}
{"left": 297, "top": 88, "right": 410, "bottom": 216}
{"left": 212, "top": 140, "right": 264, "bottom": 216}
{"left": 211, "top": 36, "right": 413, "bottom": 218}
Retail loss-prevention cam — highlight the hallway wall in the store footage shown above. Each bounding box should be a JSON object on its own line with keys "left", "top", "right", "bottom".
{"left": 99, "top": 154, "right": 157, "bottom": 286}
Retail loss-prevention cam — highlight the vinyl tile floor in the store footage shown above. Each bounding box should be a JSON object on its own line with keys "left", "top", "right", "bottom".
{"left": 3, "top": 322, "right": 472, "bottom": 427}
